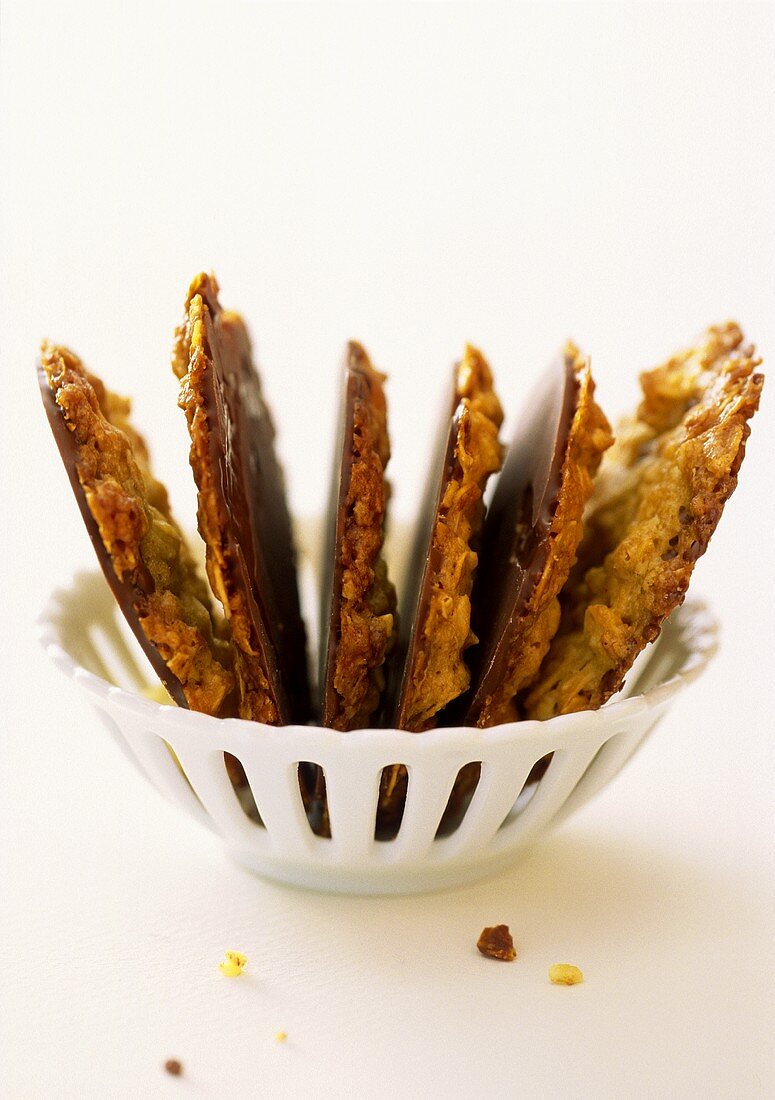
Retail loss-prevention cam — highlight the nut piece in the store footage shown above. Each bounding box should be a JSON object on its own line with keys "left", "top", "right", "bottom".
{"left": 163, "top": 1059, "right": 183, "bottom": 1076}
{"left": 477, "top": 924, "right": 516, "bottom": 961}
{"left": 219, "top": 950, "right": 247, "bottom": 977}
{"left": 549, "top": 963, "right": 583, "bottom": 985}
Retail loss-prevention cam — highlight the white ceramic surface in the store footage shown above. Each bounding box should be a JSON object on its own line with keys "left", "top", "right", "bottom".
{"left": 39, "top": 573, "right": 717, "bottom": 894}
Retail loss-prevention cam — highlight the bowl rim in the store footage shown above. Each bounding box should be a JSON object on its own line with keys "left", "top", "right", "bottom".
{"left": 37, "top": 571, "right": 719, "bottom": 754}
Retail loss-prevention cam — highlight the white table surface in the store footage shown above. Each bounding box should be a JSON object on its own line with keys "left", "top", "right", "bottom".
{"left": 2, "top": 3, "right": 774, "bottom": 1097}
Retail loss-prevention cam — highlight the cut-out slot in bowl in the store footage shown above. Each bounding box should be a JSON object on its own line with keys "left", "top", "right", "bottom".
{"left": 224, "top": 753, "right": 264, "bottom": 826}
{"left": 38, "top": 572, "right": 718, "bottom": 895}
{"left": 300, "top": 763, "right": 331, "bottom": 838}
{"left": 375, "top": 764, "right": 408, "bottom": 841}
{"left": 497, "top": 756, "right": 549, "bottom": 830}
{"left": 436, "top": 762, "right": 482, "bottom": 838}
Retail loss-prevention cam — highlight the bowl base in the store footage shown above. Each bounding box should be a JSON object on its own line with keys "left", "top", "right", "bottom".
{"left": 226, "top": 843, "right": 532, "bottom": 895}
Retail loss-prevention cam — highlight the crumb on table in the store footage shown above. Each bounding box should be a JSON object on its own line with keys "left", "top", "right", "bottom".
{"left": 275, "top": 1031, "right": 288, "bottom": 1043}
{"left": 219, "top": 951, "right": 247, "bottom": 977}
{"left": 549, "top": 963, "right": 583, "bottom": 985}
{"left": 476, "top": 924, "right": 517, "bottom": 961}
{"left": 164, "top": 1059, "right": 183, "bottom": 1076}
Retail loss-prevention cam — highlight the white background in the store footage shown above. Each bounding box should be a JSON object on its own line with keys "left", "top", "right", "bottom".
{"left": 1, "top": 2, "right": 774, "bottom": 1097}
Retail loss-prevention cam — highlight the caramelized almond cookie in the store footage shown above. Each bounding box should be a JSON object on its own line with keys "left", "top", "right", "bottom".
{"left": 173, "top": 273, "right": 310, "bottom": 724}
{"left": 378, "top": 347, "right": 503, "bottom": 836}
{"left": 320, "top": 342, "right": 397, "bottom": 731}
{"left": 522, "top": 323, "right": 763, "bottom": 719}
{"left": 463, "top": 344, "right": 612, "bottom": 727}
{"left": 392, "top": 345, "right": 504, "bottom": 731}
{"left": 39, "top": 343, "right": 234, "bottom": 713}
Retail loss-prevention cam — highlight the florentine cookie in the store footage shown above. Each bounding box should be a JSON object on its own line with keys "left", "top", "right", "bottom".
{"left": 377, "top": 347, "right": 503, "bottom": 836}
{"left": 39, "top": 343, "right": 234, "bottom": 713}
{"left": 392, "top": 345, "right": 505, "bottom": 731}
{"left": 173, "top": 273, "right": 310, "bottom": 724}
{"left": 522, "top": 323, "right": 763, "bottom": 719}
{"left": 320, "top": 342, "right": 397, "bottom": 730}
{"left": 463, "top": 344, "right": 612, "bottom": 727}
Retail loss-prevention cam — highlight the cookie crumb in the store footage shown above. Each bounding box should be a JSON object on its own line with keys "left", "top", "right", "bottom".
{"left": 164, "top": 1059, "right": 183, "bottom": 1076}
{"left": 477, "top": 924, "right": 516, "bottom": 961}
{"left": 275, "top": 1031, "right": 288, "bottom": 1043}
{"left": 549, "top": 963, "right": 583, "bottom": 985}
{"left": 219, "top": 950, "right": 247, "bottom": 977}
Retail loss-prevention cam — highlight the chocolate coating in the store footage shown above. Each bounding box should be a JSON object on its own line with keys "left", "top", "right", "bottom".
{"left": 462, "top": 353, "right": 579, "bottom": 722}
{"left": 38, "top": 366, "right": 188, "bottom": 706}
{"left": 194, "top": 281, "right": 310, "bottom": 724}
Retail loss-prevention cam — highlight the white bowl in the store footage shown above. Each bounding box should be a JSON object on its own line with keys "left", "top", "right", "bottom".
{"left": 38, "top": 567, "right": 718, "bottom": 894}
